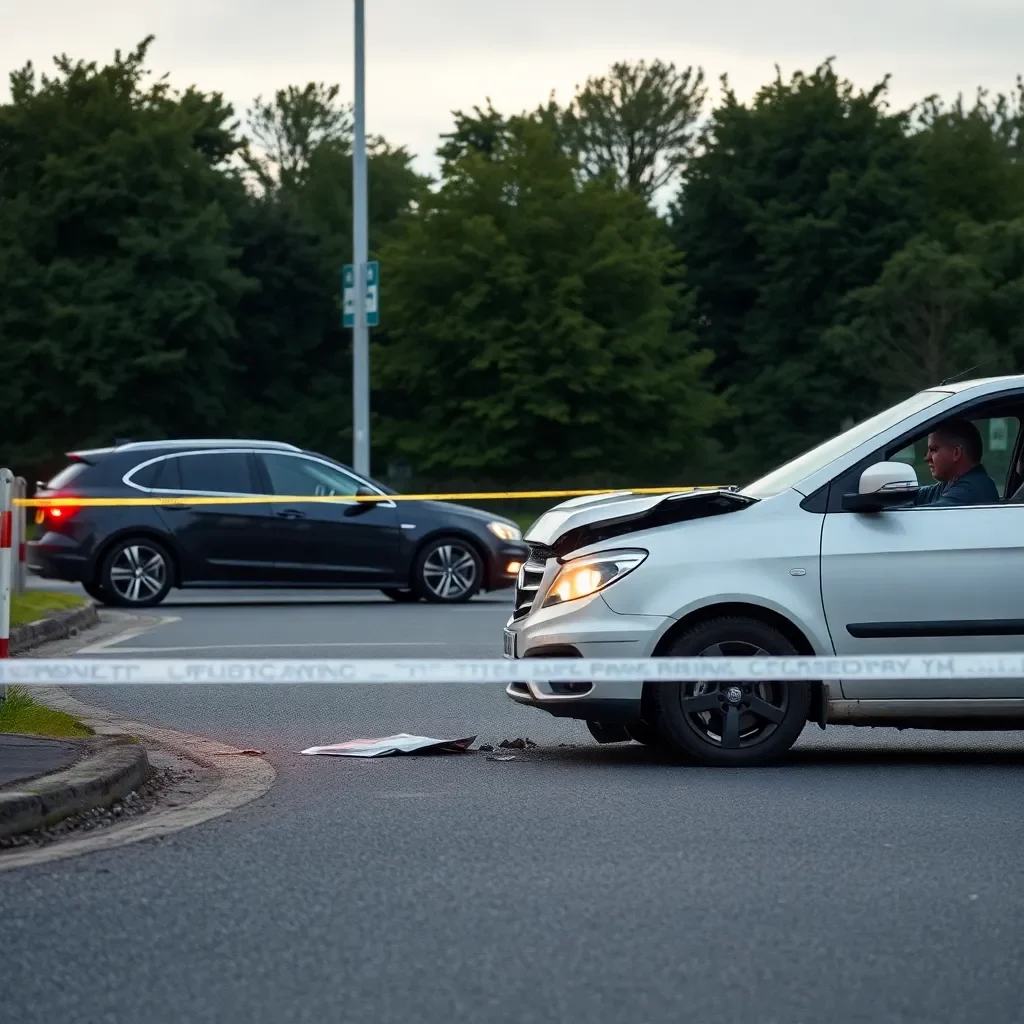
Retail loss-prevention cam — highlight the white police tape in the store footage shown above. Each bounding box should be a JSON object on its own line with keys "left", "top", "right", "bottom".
{"left": 3, "top": 654, "right": 1024, "bottom": 686}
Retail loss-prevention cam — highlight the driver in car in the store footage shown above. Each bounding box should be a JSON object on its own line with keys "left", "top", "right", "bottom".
{"left": 912, "top": 418, "right": 999, "bottom": 507}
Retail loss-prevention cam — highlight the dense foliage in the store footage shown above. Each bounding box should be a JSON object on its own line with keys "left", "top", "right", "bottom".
{"left": 1, "top": 39, "right": 1022, "bottom": 487}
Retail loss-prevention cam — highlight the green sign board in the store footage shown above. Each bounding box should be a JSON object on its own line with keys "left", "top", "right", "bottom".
{"left": 343, "top": 261, "right": 379, "bottom": 327}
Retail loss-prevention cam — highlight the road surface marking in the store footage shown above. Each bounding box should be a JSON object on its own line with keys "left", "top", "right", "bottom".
{"left": 76, "top": 615, "right": 181, "bottom": 654}
{"left": 82, "top": 640, "right": 495, "bottom": 654}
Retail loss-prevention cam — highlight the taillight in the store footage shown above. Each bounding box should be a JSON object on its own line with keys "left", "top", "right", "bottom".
{"left": 35, "top": 502, "right": 81, "bottom": 526}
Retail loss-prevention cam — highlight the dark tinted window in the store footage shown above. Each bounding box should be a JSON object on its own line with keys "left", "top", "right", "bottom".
{"left": 45, "top": 462, "right": 89, "bottom": 490}
{"left": 129, "top": 460, "right": 169, "bottom": 489}
{"left": 261, "top": 454, "right": 362, "bottom": 497}
{"left": 173, "top": 453, "right": 255, "bottom": 494}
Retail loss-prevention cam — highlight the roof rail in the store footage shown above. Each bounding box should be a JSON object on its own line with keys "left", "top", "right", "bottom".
{"left": 115, "top": 439, "right": 301, "bottom": 452}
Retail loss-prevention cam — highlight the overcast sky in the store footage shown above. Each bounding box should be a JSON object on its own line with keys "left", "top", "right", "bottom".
{"left": 2, "top": 0, "right": 1021, "bottom": 178}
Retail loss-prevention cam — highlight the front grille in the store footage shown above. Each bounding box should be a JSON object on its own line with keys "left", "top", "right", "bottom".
{"left": 511, "top": 543, "right": 554, "bottom": 620}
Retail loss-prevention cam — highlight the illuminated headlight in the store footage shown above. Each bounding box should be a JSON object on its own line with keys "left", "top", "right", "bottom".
{"left": 542, "top": 550, "right": 648, "bottom": 608}
{"left": 488, "top": 521, "right": 522, "bottom": 541}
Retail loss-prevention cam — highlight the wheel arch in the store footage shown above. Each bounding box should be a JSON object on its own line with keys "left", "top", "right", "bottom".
{"left": 643, "top": 601, "right": 828, "bottom": 727}
{"left": 411, "top": 528, "right": 491, "bottom": 589}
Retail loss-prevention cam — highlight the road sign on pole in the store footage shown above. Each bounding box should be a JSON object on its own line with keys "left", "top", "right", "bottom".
{"left": 342, "top": 261, "right": 379, "bottom": 329}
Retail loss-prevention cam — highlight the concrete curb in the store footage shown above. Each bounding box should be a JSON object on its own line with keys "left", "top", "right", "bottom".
{"left": 1, "top": 614, "right": 275, "bottom": 870}
{"left": 10, "top": 602, "right": 99, "bottom": 655}
{"left": 0, "top": 734, "right": 150, "bottom": 839}
{"left": 0, "top": 684, "right": 275, "bottom": 871}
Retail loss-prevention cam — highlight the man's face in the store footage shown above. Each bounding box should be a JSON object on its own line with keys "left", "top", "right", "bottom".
{"left": 925, "top": 433, "right": 960, "bottom": 482}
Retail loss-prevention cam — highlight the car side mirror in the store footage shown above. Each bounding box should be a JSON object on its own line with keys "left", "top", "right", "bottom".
{"left": 842, "top": 462, "right": 919, "bottom": 512}
{"left": 344, "top": 484, "right": 380, "bottom": 516}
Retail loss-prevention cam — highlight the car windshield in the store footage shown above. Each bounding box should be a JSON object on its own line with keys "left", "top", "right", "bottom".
{"left": 740, "top": 390, "right": 952, "bottom": 499}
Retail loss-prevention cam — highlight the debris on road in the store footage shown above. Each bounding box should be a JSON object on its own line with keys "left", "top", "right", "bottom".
{"left": 213, "top": 749, "right": 266, "bottom": 757}
{"left": 486, "top": 754, "right": 517, "bottom": 762}
{"left": 498, "top": 737, "right": 537, "bottom": 750}
{"left": 477, "top": 744, "right": 495, "bottom": 752}
{"left": 300, "top": 734, "right": 477, "bottom": 758}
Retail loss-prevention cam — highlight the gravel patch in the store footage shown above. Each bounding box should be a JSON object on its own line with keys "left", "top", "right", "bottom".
{"left": 0, "top": 763, "right": 194, "bottom": 850}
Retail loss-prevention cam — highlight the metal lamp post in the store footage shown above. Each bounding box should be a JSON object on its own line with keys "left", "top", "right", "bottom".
{"left": 351, "top": 0, "right": 370, "bottom": 476}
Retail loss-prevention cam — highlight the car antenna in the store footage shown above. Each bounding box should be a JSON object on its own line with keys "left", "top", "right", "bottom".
{"left": 937, "top": 359, "right": 1000, "bottom": 386}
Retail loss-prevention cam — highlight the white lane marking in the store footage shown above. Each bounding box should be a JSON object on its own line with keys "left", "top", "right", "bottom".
{"left": 75, "top": 615, "right": 181, "bottom": 654}
{"left": 82, "top": 640, "right": 495, "bottom": 654}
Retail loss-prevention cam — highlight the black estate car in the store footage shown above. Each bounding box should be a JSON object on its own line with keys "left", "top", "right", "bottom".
{"left": 28, "top": 439, "right": 529, "bottom": 608}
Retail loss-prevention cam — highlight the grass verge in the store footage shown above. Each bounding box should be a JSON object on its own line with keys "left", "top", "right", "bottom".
{"left": 10, "top": 590, "right": 85, "bottom": 628}
{"left": 0, "top": 687, "right": 92, "bottom": 738}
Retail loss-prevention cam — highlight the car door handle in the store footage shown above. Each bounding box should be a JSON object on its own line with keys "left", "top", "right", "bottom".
{"left": 276, "top": 509, "right": 306, "bottom": 520}
{"left": 160, "top": 504, "right": 192, "bottom": 511}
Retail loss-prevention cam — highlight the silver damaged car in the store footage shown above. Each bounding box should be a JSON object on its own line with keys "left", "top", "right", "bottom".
{"left": 503, "top": 376, "right": 1024, "bottom": 765}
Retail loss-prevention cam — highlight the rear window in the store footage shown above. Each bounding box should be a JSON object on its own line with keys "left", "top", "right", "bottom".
{"left": 45, "top": 462, "right": 89, "bottom": 491}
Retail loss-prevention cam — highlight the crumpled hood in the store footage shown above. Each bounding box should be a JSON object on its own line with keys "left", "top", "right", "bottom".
{"left": 525, "top": 488, "right": 754, "bottom": 553}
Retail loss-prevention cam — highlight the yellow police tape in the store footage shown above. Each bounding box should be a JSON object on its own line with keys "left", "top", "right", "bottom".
{"left": 17, "top": 485, "right": 719, "bottom": 509}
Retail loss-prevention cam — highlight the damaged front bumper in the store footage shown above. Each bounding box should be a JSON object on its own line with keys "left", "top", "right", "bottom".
{"left": 503, "top": 592, "right": 668, "bottom": 722}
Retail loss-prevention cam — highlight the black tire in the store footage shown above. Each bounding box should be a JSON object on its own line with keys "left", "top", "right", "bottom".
{"left": 625, "top": 720, "right": 664, "bottom": 747}
{"left": 586, "top": 720, "right": 631, "bottom": 744}
{"left": 412, "top": 536, "right": 483, "bottom": 603}
{"left": 650, "top": 616, "right": 809, "bottom": 767}
{"left": 82, "top": 581, "right": 111, "bottom": 604}
{"left": 98, "top": 537, "right": 174, "bottom": 608}
{"left": 380, "top": 588, "right": 421, "bottom": 603}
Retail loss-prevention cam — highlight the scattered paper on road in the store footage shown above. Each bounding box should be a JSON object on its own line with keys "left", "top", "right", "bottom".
{"left": 300, "top": 733, "right": 477, "bottom": 757}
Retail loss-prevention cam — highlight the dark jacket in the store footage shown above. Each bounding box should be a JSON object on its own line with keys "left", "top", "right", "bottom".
{"left": 912, "top": 464, "right": 999, "bottom": 508}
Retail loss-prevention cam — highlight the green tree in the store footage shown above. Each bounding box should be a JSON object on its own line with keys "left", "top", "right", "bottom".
{"left": 0, "top": 38, "right": 250, "bottom": 471}
{"left": 226, "top": 194, "right": 351, "bottom": 453}
{"left": 231, "top": 80, "right": 428, "bottom": 462}
{"left": 243, "top": 83, "right": 426, "bottom": 270}
{"left": 245, "top": 82, "right": 353, "bottom": 192}
{"left": 539, "top": 60, "right": 706, "bottom": 203}
{"left": 967, "top": 218, "right": 1024, "bottom": 365}
{"left": 912, "top": 78, "right": 1024, "bottom": 240}
{"left": 371, "top": 109, "right": 724, "bottom": 484}
{"left": 672, "top": 61, "right": 922, "bottom": 472}
{"left": 827, "top": 218, "right": 1024, "bottom": 402}
{"left": 825, "top": 238, "right": 999, "bottom": 396}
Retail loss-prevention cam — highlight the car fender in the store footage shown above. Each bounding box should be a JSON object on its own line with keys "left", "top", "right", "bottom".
{"left": 656, "top": 588, "right": 834, "bottom": 656}
{"left": 596, "top": 491, "right": 833, "bottom": 653}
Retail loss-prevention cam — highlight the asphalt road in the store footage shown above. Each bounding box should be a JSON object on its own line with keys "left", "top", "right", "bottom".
{"left": 3, "top": 586, "right": 1024, "bottom": 1024}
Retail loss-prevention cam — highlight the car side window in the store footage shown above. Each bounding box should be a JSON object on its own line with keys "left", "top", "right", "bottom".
{"left": 890, "top": 415, "right": 1020, "bottom": 499}
{"left": 260, "top": 454, "right": 362, "bottom": 497}
{"left": 129, "top": 460, "right": 168, "bottom": 489}
{"left": 172, "top": 453, "right": 256, "bottom": 494}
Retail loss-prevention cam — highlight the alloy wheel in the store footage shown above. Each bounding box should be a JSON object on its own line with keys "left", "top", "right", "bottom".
{"left": 676, "top": 641, "right": 790, "bottom": 750}
{"left": 421, "top": 543, "right": 479, "bottom": 600}
{"left": 108, "top": 544, "right": 168, "bottom": 604}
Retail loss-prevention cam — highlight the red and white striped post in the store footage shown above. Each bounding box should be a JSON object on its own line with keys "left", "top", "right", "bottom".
{"left": 0, "top": 469, "right": 13, "bottom": 694}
